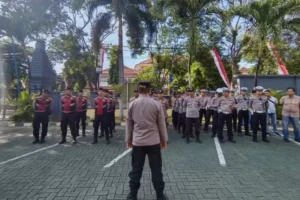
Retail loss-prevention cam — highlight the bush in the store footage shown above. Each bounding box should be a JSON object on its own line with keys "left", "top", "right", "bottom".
{"left": 11, "top": 91, "right": 38, "bottom": 122}
{"left": 269, "top": 90, "right": 285, "bottom": 120}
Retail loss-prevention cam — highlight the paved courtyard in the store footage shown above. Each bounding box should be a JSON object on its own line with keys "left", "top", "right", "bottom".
{"left": 0, "top": 124, "right": 300, "bottom": 200}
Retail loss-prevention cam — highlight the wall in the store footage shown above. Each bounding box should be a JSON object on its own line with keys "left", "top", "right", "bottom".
{"left": 235, "top": 75, "right": 300, "bottom": 94}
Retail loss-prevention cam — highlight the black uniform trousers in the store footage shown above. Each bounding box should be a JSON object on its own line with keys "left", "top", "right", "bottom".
{"left": 61, "top": 112, "right": 77, "bottom": 140}
{"left": 129, "top": 144, "right": 165, "bottom": 195}
{"left": 172, "top": 110, "right": 178, "bottom": 129}
{"left": 238, "top": 110, "right": 249, "bottom": 134}
{"left": 112, "top": 111, "right": 116, "bottom": 130}
{"left": 204, "top": 109, "right": 214, "bottom": 131}
{"left": 186, "top": 118, "right": 200, "bottom": 139}
{"left": 232, "top": 109, "right": 237, "bottom": 131}
{"left": 177, "top": 113, "right": 186, "bottom": 134}
{"left": 218, "top": 113, "right": 233, "bottom": 140}
{"left": 199, "top": 109, "right": 206, "bottom": 127}
{"left": 211, "top": 110, "right": 219, "bottom": 136}
{"left": 76, "top": 111, "right": 87, "bottom": 135}
{"left": 94, "top": 114, "right": 109, "bottom": 141}
{"left": 33, "top": 112, "right": 49, "bottom": 140}
{"left": 107, "top": 111, "right": 114, "bottom": 136}
{"left": 252, "top": 112, "right": 267, "bottom": 140}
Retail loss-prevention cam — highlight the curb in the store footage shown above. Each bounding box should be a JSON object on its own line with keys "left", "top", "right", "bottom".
{"left": 7, "top": 122, "right": 124, "bottom": 127}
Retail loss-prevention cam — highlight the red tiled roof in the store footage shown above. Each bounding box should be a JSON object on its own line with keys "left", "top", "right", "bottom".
{"left": 100, "top": 66, "right": 138, "bottom": 79}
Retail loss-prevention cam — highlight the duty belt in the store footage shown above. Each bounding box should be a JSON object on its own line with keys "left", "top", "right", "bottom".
{"left": 254, "top": 111, "right": 265, "bottom": 113}
{"left": 241, "top": 109, "right": 248, "bottom": 111}
{"left": 221, "top": 111, "right": 231, "bottom": 114}
{"left": 209, "top": 108, "right": 217, "bottom": 111}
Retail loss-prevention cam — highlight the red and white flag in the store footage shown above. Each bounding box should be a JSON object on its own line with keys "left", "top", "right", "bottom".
{"left": 210, "top": 49, "right": 230, "bottom": 88}
{"left": 266, "top": 42, "right": 289, "bottom": 75}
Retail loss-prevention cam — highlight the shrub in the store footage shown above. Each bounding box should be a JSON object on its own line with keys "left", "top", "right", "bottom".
{"left": 11, "top": 91, "right": 38, "bottom": 122}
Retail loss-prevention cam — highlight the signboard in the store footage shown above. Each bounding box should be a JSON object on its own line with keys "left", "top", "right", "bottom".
{"left": 96, "top": 67, "right": 102, "bottom": 74}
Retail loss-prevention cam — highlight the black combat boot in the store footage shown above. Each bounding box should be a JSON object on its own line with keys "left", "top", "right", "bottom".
{"left": 196, "top": 136, "right": 202, "bottom": 143}
{"left": 59, "top": 138, "right": 66, "bottom": 144}
{"left": 126, "top": 193, "right": 137, "bottom": 200}
{"left": 157, "top": 192, "right": 168, "bottom": 200}
{"left": 82, "top": 129, "right": 86, "bottom": 137}
{"left": 40, "top": 137, "right": 45, "bottom": 144}
{"left": 32, "top": 138, "right": 39, "bottom": 144}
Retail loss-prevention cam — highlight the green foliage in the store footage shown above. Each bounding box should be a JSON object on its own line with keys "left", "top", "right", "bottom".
{"left": 133, "top": 67, "right": 159, "bottom": 89}
{"left": 111, "top": 85, "right": 124, "bottom": 98}
{"left": 108, "top": 45, "right": 119, "bottom": 85}
{"left": 11, "top": 91, "right": 38, "bottom": 122}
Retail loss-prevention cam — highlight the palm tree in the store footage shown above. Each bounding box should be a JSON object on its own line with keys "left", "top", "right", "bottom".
{"left": 154, "top": 0, "right": 217, "bottom": 87}
{"left": 234, "top": 0, "right": 300, "bottom": 87}
{"left": 90, "top": 0, "right": 156, "bottom": 120}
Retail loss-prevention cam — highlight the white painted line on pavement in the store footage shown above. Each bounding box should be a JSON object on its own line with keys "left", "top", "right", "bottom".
{"left": 102, "top": 148, "right": 132, "bottom": 169}
{"left": 0, "top": 143, "right": 58, "bottom": 166}
{"left": 214, "top": 137, "right": 227, "bottom": 167}
{"left": 277, "top": 133, "right": 300, "bottom": 146}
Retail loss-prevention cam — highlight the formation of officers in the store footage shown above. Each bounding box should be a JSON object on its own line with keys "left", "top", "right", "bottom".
{"left": 170, "top": 86, "right": 271, "bottom": 144}
{"left": 32, "top": 87, "right": 116, "bottom": 144}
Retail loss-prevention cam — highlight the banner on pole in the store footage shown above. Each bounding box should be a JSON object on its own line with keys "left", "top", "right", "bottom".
{"left": 210, "top": 49, "right": 230, "bottom": 88}
{"left": 266, "top": 42, "right": 289, "bottom": 75}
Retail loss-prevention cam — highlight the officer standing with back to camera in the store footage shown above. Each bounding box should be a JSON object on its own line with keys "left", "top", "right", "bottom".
{"left": 60, "top": 87, "right": 78, "bottom": 144}
{"left": 217, "top": 88, "right": 236, "bottom": 143}
{"left": 32, "top": 89, "right": 52, "bottom": 144}
{"left": 129, "top": 88, "right": 139, "bottom": 103}
{"left": 93, "top": 89, "right": 110, "bottom": 144}
{"left": 235, "top": 87, "right": 251, "bottom": 136}
{"left": 204, "top": 90, "right": 216, "bottom": 132}
{"left": 76, "top": 89, "right": 88, "bottom": 137}
{"left": 184, "top": 88, "right": 201, "bottom": 144}
{"left": 211, "top": 88, "right": 223, "bottom": 138}
{"left": 126, "top": 81, "right": 168, "bottom": 200}
{"left": 249, "top": 86, "right": 270, "bottom": 143}
{"left": 230, "top": 89, "right": 238, "bottom": 132}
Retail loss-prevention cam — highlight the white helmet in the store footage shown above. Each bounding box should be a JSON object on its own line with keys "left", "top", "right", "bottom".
{"left": 216, "top": 88, "right": 223, "bottom": 94}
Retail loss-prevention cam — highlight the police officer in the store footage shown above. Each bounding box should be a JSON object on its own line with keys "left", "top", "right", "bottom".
{"left": 76, "top": 90, "right": 88, "bottom": 137}
{"left": 249, "top": 86, "right": 270, "bottom": 143}
{"left": 177, "top": 92, "right": 186, "bottom": 136}
{"left": 158, "top": 90, "right": 169, "bottom": 126}
{"left": 129, "top": 88, "right": 139, "bottom": 103}
{"left": 126, "top": 82, "right": 168, "bottom": 200}
{"left": 107, "top": 92, "right": 115, "bottom": 138}
{"left": 32, "top": 89, "right": 52, "bottom": 144}
{"left": 60, "top": 87, "right": 77, "bottom": 144}
{"left": 198, "top": 89, "right": 207, "bottom": 128}
{"left": 230, "top": 89, "right": 238, "bottom": 132}
{"left": 172, "top": 92, "right": 179, "bottom": 130}
{"left": 235, "top": 87, "right": 251, "bottom": 136}
{"left": 211, "top": 89, "right": 223, "bottom": 138}
{"left": 204, "top": 90, "right": 216, "bottom": 132}
{"left": 217, "top": 88, "right": 236, "bottom": 143}
{"left": 93, "top": 89, "right": 110, "bottom": 144}
{"left": 184, "top": 88, "right": 201, "bottom": 144}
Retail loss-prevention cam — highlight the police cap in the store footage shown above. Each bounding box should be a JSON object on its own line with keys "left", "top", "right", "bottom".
{"left": 200, "top": 89, "right": 207, "bottom": 92}
{"left": 216, "top": 88, "right": 223, "bottom": 94}
{"left": 222, "top": 88, "right": 229, "bottom": 93}
{"left": 138, "top": 81, "right": 151, "bottom": 89}
{"left": 241, "top": 87, "right": 248, "bottom": 91}
{"left": 134, "top": 88, "right": 139, "bottom": 93}
{"left": 255, "top": 86, "right": 264, "bottom": 91}
{"left": 230, "top": 89, "right": 235, "bottom": 92}
{"left": 66, "top": 87, "right": 72, "bottom": 91}
{"left": 186, "top": 88, "right": 190, "bottom": 92}
{"left": 158, "top": 90, "right": 163, "bottom": 94}
{"left": 210, "top": 90, "right": 216, "bottom": 93}
{"left": 42, "top": 89, "right": 49, "bottom": 94}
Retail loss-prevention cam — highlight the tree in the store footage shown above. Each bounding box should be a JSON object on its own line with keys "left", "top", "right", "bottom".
{"left": 155, "top": 0, "right": 218, "bottom": 87}
{"left": 108, "top": 46, "right": 119, "bottom": 85}
{"left": 0, "top": 0, "right": 66, "bottom": 89}
{"left": 234, "top": 0, "right": 300, "bottom": 86}
{"left": 90, "top": 0, "right": 156, "bottom": 120}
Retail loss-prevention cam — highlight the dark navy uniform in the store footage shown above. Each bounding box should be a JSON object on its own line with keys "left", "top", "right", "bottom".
{"left": 76, "top": 94, "right": 88, "bottom": 137}
{"left": 32, "top": 90, "right": 52, "bottom": 143}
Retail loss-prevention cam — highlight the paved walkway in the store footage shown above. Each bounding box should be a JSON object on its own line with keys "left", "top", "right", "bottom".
{"left": 0, "top": 125, "right": 300, "bottom": 200}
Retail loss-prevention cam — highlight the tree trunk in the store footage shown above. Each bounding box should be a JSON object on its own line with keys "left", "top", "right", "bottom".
{"left": 188, "top": 53, "right": 192, "bottom": 88}
{"left": 254, "top": 41, "right": 264, "bottom": 88}
{"left": 117, "top": 6, "right": 124, "bottom": 121}
{"left": 231, "top": 61, "right": 239, "bottom": 89}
